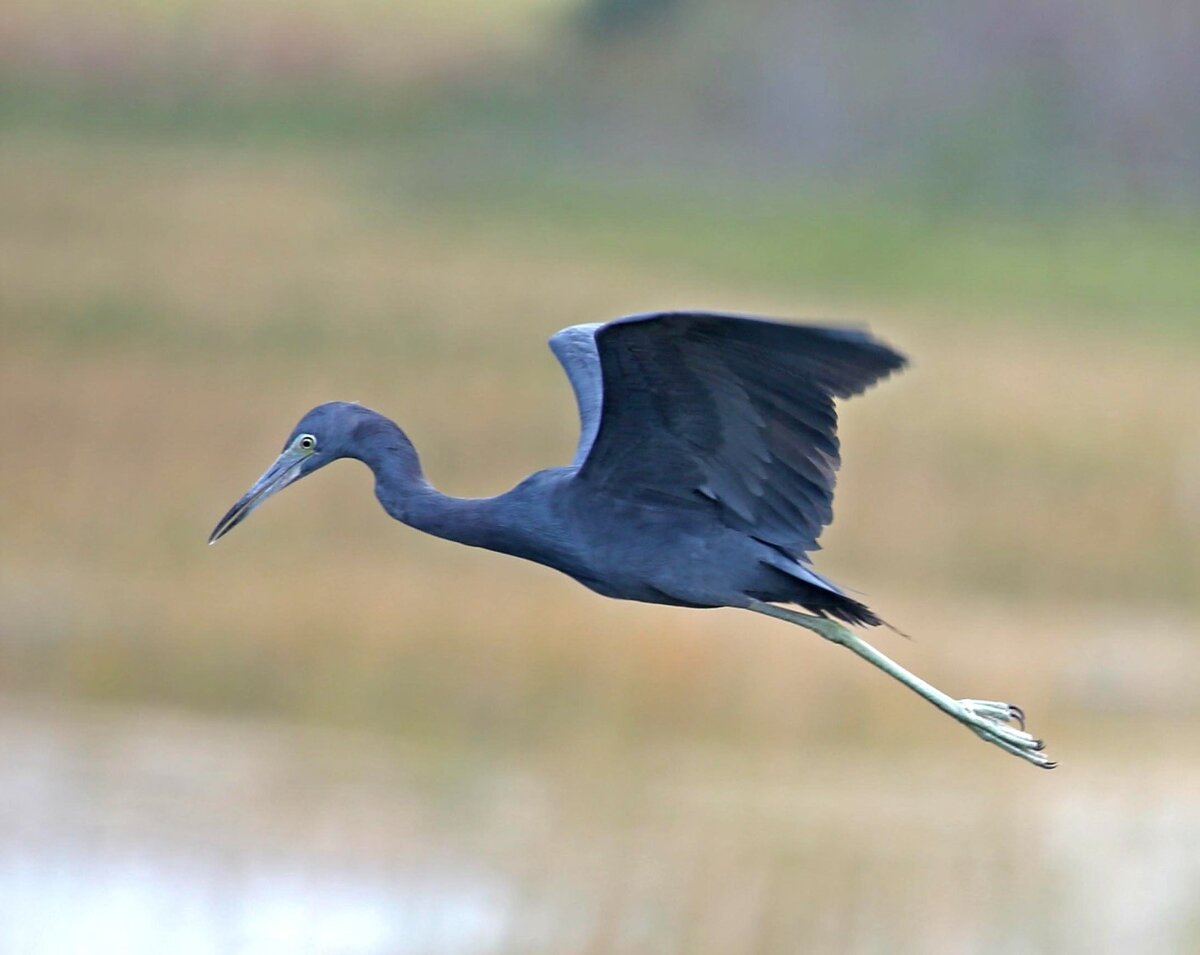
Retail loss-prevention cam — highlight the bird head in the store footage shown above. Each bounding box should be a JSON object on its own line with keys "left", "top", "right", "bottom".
{"left": 208, "top": 401, "right": 364, "bottom": 544}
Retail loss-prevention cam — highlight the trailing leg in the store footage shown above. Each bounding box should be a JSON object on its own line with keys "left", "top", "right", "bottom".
{"left": 747, "top": 600, "right": 1055, "bottom": 769}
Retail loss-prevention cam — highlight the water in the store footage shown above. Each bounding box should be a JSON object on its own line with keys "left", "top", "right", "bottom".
{"left": 0, "top": 855, "right": 506, "bottom": 955}
{"left": 1, "top": 700, "right": 1197, "bottom": 954}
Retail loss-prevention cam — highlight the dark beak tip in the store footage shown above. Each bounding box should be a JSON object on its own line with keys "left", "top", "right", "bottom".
{"left": 208, "top": 454, "right": 300, "bottom": 549}
{"left": 207, "top": 503, "right": 246, "bottom": 546}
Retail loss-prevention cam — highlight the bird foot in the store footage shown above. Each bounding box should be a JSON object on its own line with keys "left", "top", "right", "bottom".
{"left": 956, "top": 699, "right": 1056, "bottom": 769}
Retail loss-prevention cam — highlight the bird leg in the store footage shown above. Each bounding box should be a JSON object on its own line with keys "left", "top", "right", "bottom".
{"left": 746, "top": 600, "right": 1055, "bottom": 769}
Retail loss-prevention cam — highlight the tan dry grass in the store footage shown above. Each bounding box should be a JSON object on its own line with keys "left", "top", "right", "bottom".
{"left": 2, "top": 136, "right": 1197, "bottom": 753}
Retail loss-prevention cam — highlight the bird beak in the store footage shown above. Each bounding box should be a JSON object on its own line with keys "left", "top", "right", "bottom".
{"left": 208, "top": 449, "right": 306, "bottom": 544}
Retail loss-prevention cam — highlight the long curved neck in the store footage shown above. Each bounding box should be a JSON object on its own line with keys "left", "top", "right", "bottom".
{"left": 348, "top": 411, "right": 512, "bottom": 551}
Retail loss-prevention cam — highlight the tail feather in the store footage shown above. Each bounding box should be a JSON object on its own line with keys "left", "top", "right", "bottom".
{"left": 807, "top": 590, "right": 882, "bottom": 628}
{"left": 755, "top": 550, "right": 883, "bottom": 627}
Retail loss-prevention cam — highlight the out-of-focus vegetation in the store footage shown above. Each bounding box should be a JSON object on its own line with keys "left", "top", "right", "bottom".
{"left": 5, "top": 130, "right": 1197, "bottom": 744}
{"left": 2, "top": 0, "right": 1196, "bottom": 736}
{"left": 1, "top": 2, "right": 1198, "bottom": 951}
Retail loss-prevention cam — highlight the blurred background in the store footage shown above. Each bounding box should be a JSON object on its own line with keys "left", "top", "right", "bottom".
{"left": 2, "top": 1, "right": 1199, "bottom": 952}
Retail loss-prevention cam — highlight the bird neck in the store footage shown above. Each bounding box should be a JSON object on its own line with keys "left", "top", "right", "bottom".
{"left": 349, "top": 411, "right": 508, "bottom": 551}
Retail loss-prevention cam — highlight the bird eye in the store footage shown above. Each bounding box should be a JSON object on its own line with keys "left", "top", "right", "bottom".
{"left": 297, "top": 434, "right": 316, "bottom": 451}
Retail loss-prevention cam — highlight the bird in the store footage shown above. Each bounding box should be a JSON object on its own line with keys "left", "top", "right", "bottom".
{"left": 210, "top": 310, "right": 1054, "bottom": 768}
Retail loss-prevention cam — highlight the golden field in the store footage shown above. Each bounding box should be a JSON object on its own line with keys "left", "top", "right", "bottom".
{"left": 3, "top": 136, "right": 1196, "bottom": 748}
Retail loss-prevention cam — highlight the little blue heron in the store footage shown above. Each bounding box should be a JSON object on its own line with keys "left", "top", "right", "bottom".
{"left": 210, "top": 311, "right": 1054, "bottom": 768}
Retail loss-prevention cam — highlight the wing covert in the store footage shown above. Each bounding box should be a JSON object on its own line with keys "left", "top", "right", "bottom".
{"left": 548, "top": 322, "right": 605, "bottom": 467}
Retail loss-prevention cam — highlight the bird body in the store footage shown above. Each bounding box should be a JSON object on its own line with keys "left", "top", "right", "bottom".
{"left": 384, "top": 455, "right": 848, "bottom": 612}
{"left": 288, "top": 308, "right": 897, "bottom": 620}
{"left": 210, "top": 311, "right": 1055, "bottom": 768}
{"left": 313, "top": 404, "right": 852, "bottom": 613}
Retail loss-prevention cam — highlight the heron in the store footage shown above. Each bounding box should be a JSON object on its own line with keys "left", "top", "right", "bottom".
{"left": 210, "top": 311, "right": 1054, "bottom": 768}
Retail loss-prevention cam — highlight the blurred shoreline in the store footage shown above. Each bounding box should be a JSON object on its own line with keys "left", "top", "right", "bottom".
{"left": 3, "top": 694, "right": 1200, "bottom": 954}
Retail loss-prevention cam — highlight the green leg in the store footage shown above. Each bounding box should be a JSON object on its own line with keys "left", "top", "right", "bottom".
{"left": 748, "top": 600, "right": 1055, "bottom": 769}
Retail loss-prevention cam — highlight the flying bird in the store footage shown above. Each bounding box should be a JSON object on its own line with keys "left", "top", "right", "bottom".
{"left": 210, "top": 311, "right": 1054, "bottom": 768}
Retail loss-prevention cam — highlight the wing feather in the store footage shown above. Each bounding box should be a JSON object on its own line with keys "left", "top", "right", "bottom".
{"left": 558, "top": 311, "right": 906, "bottom": 557}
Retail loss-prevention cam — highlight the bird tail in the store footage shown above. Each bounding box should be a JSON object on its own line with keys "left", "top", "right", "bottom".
{"left": 754, "top": 550, "right": 910, "bottom": 633}
{"left": 817, "top": 591, "right": 882, "bottom": 627}
{"left": 813, "top": 591, "right": 913, "bottom": 639}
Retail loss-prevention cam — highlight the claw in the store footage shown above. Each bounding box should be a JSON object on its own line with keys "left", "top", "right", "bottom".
{"left": 957, "top": 699, "right": 1055, "bottom": 768}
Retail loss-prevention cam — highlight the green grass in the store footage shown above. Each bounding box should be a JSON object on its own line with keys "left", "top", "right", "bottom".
{"left": 394, "top": 169, "right": 1200, "bottom": 333}
{"left": 4, "top": 0, "right": 1197, "bottom": 339}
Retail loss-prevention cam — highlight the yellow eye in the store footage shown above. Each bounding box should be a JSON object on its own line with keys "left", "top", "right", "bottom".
{"left": 297, "top": 434, "right": 316, "bottom": 451}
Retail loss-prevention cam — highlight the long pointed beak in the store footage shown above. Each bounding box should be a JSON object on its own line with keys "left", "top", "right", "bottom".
{"left": 208, "top": 450, "right": 305, "bottom": 544}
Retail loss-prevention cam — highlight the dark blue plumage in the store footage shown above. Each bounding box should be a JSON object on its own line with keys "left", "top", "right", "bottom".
{"left": 214, "top": 312, "right": 903, "bottom": 622}
{"left": 209, "top": 310, "right": 1055, "bottom": 768}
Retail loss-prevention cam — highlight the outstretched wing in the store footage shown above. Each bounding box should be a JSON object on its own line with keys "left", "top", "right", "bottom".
{"left": 551, "top": 311, "right": 906, "bottom": 556}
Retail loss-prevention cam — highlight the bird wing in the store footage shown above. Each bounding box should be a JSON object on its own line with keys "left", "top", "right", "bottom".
{"left": 552, "top": 311, "right": 906, "bottom": 556}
